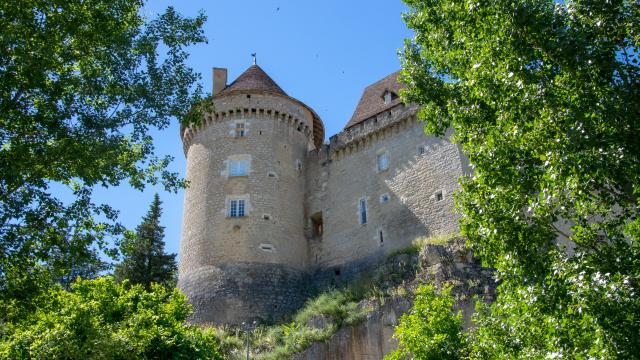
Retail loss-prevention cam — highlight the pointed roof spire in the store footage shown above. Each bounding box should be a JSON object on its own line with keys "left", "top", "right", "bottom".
{"left": 218, "top": 64, "right": 287, "bottom": 96}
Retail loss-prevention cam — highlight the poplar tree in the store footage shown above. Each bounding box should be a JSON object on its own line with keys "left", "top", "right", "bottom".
{"left": 114, "top": 194, "right": 177, "bottom": 290}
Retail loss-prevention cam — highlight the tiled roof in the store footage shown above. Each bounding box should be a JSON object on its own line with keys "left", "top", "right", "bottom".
{"left": 345, "top": 71, "right": 404, "bottom": 129}
{"left": 218, "top": 65, "right": 287, "bottom": 96}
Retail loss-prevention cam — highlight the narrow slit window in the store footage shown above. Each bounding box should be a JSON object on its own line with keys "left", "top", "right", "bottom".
{"left": 435, "top": 191, "right": 444, "bottom": 202}
{"left": 379, "top": 231, "right": 384, "bottom": 244}
{"left": 359, "top": 198, "right": 368, "bottom": 225}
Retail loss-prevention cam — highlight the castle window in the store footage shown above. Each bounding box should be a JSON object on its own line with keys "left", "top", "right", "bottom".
{"left": 359, "top": 198, "right": 368, "bottom": 225}
{"left": 310, "top": 212, "right": 323, "bottom": 238}
{"left": 382, "top": 90, "right": 398, "bottom": 105}
{"left": 380, "top": 193, "right": 390, "bottom": 204}
{"left": 417, "top": 146, "right": 425, "bottom": 155}
{"left": 296, "top": 160, "right": 303, "bottom": 172}
{"left": 379, "top": 230, "right": 384, "bottom": 244}
{"left": 229, "top": 199, "right": 246, "bottom": 217}
{"left": 229, "top": 159, "right": 249, "bottom": 177}
{"left": 435, "top": 190, "right": 444, "bottom": 202}
{"left": 377, "top": 152, "right": 389, "bottom": 172}
{"left": 259, "top": 243, "right": 275, "bottom": 252}
{"left": 235, "top": 123, "right": 245, "bottom": 138}
{"left": 384, "top": 92, "right": 392, "bottom": 104}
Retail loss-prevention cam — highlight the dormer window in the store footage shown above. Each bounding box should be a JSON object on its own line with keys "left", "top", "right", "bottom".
{"left": 382, "top": 90, "right": 398, "bottom": 105}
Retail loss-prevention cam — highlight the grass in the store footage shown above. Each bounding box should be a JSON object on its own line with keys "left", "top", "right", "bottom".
{"left": 215, "top": 287, "right": 370, "bottom": 359}
{"left": 388, "top": 232, "right": 460, "bottom": 258}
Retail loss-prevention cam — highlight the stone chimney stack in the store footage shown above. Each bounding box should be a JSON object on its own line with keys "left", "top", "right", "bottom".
{"left": 212, "top": 67, "right": 227, "bottom": 95}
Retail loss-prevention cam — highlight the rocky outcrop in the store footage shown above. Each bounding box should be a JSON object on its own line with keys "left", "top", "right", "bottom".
{"left": 293, "top": 237, "right": 497, "bottom": 360}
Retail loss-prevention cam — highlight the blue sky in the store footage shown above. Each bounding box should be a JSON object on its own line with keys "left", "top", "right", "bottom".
{"left": 94, "top": 0, "right": 413, "bottom": 259}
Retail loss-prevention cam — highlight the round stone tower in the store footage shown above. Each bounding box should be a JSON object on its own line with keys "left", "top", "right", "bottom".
{"left": 178, "top": 64, "right": 324, "bottom": 325}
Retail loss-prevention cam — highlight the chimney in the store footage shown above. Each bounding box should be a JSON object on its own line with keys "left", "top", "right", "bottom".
{"left": 212, "top": 67, "right": 227, "bottom": 95}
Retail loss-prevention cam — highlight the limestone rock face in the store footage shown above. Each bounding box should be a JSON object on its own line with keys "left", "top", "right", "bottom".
{"left": 293, "top": 238, "right": 497, "bottom": 359}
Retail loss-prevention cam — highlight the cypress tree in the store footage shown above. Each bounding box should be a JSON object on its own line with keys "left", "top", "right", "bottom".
{"left": 115, "top": 194, "right": 177, "bottom": 289}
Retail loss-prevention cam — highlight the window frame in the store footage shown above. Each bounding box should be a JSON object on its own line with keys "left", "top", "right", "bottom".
{"left": 229, "top": 159, "right": 249, "bottom": 177}
{"left": 377, "top": 152, "right": 389, "bottom": 172}
{"left": 359, "top": 198, "right": 368, "bottom": 225}
{"left": 235, "top": 122, "right": 246, "bottom": 138}
{"left": 228, "top": 199, "right": 246, "bottom": 217}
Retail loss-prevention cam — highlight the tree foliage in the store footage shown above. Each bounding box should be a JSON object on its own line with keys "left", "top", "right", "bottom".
{"left": 386, "top": 285, "right": 465, "bottom": 360}
{"left": 0, "top": 277, "right": 222, "bottom": 359}
{"left": 0, "top": 0, "right": 207, "bottom": 302}
{"left": 400, "top": 0, "right": 639, "bottom": 357}
{"left": 114, "top": 194, "right": 177, "bottom": 290}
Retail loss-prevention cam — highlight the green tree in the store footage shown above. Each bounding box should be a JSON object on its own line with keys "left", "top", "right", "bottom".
{"left": 386, "top": 285, "right": 465, "bottom": 360}
{"left": 0, "top": 0, "right": 208, "bottom": 303}
{"left": 400, "top": 0, "right": 639, "bottom": 357}
{"left": 114, "top": 194, "right": 177, "bottom": 289}
{"left": 0, "top": 277, "right": 222, "bottom": 359}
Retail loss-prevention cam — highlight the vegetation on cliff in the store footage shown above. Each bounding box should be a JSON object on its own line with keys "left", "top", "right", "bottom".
{"left": 398, "top": 0, "right": 640, "bottom": 357}
{"left": 213, "top": 234, "right": 472, "bottom": 359}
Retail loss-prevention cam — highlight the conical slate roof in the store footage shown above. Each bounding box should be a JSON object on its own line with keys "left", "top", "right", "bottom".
{"left": 219, "top": 65, "right": 287, "bottom": 96}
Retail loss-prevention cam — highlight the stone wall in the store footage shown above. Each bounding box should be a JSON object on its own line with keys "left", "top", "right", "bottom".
{"left": 179, "top": 92, "right": 316, "bottom": 324}
{"left": 179, "top": 262, "right": 309, "bottom": 325}
{"left": 305, "top": 104, "right": 465, "bottom": 276}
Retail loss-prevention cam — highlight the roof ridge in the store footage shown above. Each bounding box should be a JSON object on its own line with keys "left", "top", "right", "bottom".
{"left": 362, "top": 70, "right": 401, "bottom": 90}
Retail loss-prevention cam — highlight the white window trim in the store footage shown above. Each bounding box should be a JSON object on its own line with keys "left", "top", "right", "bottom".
{"left": 229, "top": 120, "right": 249, "bottom": 138}
{"left": 228, "top": 199, "right": 246, "bottom": 217}
{"left": 227, "top": 157, "right": 250, "bottom": 177}
{"left": 226, "top": 195, "right": 250, "bottom": 218}
{"left": 259, "top": 243, "right": 275, "bottom": 252}
{"left": 376, "top": 151, "right": 390, "bottom": 173}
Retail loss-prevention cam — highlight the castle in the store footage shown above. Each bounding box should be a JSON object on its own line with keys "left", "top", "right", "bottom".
{"left": 177, "top": 64, "right": 471, "bottom": 325}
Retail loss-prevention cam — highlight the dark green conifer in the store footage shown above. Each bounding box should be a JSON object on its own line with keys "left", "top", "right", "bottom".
{"left": 115, "top": 194, "right": 177, "bottom": 289}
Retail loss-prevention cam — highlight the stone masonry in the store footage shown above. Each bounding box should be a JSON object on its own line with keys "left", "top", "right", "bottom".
{"left": 178, "top": 65, "right": 470, "bottom": 325}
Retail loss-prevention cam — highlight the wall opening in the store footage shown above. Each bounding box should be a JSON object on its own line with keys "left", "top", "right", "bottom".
{"left": 259, "top": 244, "right": 275, "bottom": 252}
{"left": 379, "top": 230, "right": 384, "bottom": 244}
{"left": 310, "top": 212, "right": 323, "bottom": 239}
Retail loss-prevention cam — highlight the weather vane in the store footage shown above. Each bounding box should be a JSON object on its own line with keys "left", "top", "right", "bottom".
{"left": 251, "top": 52, "right": 257, "bottom": 65}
